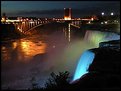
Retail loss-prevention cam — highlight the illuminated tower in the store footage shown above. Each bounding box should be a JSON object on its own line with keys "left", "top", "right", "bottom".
{"left": 64, "top": 8, "right": 72, "bottom": 20}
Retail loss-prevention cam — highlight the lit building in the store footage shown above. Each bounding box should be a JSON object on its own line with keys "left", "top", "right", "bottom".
{"left": 64, "top": 8, "right": 72, "bottom": 20}
{"left": 1, "top": 13, "right": 7, "bottom": 23}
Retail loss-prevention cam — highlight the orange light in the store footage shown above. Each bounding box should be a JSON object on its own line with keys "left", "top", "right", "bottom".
{"left": 64, "top": 16, "right": 71, "bottom": 20}
{"left": 91, "top": 18, "right": 94, "bottom": 21}
{"left": 20, "top": 40, "right": 47, "bottom": 58}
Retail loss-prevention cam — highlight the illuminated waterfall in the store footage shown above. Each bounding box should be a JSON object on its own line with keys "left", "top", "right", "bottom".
{"left": 73, "top": 50, "right": 95, "bottom": 81}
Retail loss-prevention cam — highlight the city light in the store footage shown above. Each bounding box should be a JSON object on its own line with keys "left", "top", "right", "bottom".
{"left": 111, "top": 12, "right": 114, "bottom": 16}
{"left": 101, "top": 22, "right": 104, "bottom": 24}
{"left": 104, "top": 21, "right": 108, "bottom": 24}
{"left": 64, "top": 17, "right": 71, "bottom": 20}
{"left": 26, "top": 18, "right": 29, "bottom": 21}
{"left": 88, "top": 21, "right": 91, "bottom": 24}
{"left": 101, "top": 12, "right": 104, "bottom": 16}
{"left": 30, "top": 21, "right": 34, "bottom": 23}
{"left": 91, "top": 18, "right": 94, "bottom": 21}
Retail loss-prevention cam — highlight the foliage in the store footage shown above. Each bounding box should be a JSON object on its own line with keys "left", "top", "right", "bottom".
{"left": 45, "top": 71, "right": 70, "bottom": 89}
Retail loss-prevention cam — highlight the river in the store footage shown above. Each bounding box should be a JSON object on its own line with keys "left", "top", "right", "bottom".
{"left": 1, "top": 23, "right": 120, "bottom": 89}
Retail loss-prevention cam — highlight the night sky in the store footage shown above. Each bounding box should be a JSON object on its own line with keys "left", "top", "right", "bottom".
{"left": 1, "top": 1, "right": 120, "bottom": 18}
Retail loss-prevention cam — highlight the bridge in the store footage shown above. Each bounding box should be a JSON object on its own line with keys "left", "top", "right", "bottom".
{"left": 4, "top": 18, "right": 93, "bottom": 35}
{"left": 16, "top": 20, "right": 51, "bottom": 35}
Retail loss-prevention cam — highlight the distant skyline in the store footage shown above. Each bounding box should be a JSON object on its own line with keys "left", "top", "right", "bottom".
{"left": 1, "top": 1, "right": 120, "bottom": 18}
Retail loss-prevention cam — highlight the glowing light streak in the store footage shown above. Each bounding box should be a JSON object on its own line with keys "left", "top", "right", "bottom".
{"left": 81, "top": 19, "right": 92, "bottom": 21}
{"left": 6, "top": 19, "right": 20, "bottom": 22}
{"left": 68, "top": 24, "right": 71, "bottom": 42}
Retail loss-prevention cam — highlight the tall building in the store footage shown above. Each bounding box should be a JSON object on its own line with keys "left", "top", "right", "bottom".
{"left": 64, "top": 8, "right": 72, "bottom": 20}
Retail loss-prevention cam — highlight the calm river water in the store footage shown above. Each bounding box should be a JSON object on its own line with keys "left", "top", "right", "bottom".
{"left": 1, "top": 23, "right": 120, "bottom": 89}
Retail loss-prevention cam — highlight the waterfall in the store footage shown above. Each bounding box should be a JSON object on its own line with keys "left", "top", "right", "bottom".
{"left": 73, "top": 50, "right": 95, "bottom": 81}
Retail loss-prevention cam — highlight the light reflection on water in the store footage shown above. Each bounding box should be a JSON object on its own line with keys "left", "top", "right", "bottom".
{"left": 20, "top": 40, "right": 47, "bottom": 61}
{"left": 1, "top": 24, "right": 120, "bottom": 89}
{"left": 1, "top": 39, "right": 47, "bottom": 63}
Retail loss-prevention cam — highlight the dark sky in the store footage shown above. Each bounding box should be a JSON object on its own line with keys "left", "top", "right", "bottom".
{"left": 1, "top": 1, "right": 120, "bottom": 18}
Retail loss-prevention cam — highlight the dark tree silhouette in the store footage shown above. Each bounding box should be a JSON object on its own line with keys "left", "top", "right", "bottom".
{"left": 45, "top": 71, "right": 70, "bottom": 89}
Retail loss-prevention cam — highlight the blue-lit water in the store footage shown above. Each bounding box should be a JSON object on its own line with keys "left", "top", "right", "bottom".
{"left": 73, "top": 50, "right": 95, "bottom": 81}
